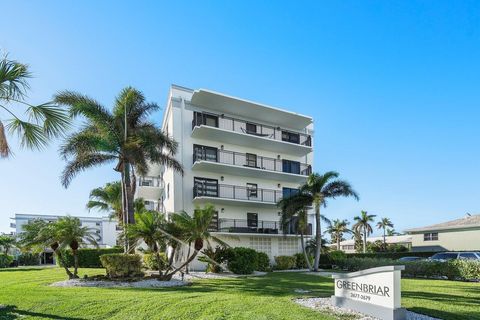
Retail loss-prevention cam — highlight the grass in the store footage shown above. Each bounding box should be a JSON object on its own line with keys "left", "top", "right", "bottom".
{"left": 0, "top": 267, "right": 478, "bottom": 320}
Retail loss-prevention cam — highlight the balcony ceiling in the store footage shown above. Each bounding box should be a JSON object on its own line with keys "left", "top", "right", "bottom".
{"left": 191, "top": 89, "right": 312, "bottom": 130}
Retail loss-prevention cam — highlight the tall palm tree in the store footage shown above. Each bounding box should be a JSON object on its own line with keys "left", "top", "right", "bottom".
{"left": 127, "top": 210, "right": 167, "bottom": 275}
{"left": 161, "top": 204, "right": 226, "bottom": 280}
{"left": 353, "top": 211, "right": 377, "bottom": 253}
{"left": 0, "top": 234, "right": 16, "bottom": 255}
{"left": 87, "top": 181, "right": 145, "bottom": 221}
{"left": 54, "top": 87, "right": 183, "bottom": 227}
{"left": 277, "top": 171, "right": 359, "bottom": 271}
{"left": 0, "top": 54, "right": 69, "bottom": 158}
{"left": 377, "top": 217, "right": 394, "bottom": 250}
{"left": 54, "top": 216, "right": 98, "bottom": 278}
{"left": 351, "top": 228, "right": 363, "bottom": 253}
{"left": 386, "top": 228, "right": 400, "bottom": 236}
{"left": 326, "top": 219, "right": 351, "bottom": 250}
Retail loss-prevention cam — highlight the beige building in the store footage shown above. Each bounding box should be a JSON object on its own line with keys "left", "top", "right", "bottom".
{"left": 334, "top": 235, "right": 412, "bottom": 254}
{"left": 405, "top": 214, "right": 480, "bottom": 252}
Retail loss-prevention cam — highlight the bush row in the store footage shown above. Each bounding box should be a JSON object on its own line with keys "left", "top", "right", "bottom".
{"left": 17, "top": 253, "right": 40, "bottom": 266}
{"left": 100, "top": 254, "right": 143, "bottom": 278}
{"left": 346, "top": 251, "right": 438, "bottom": 260}
{"left": 335, "top": 257, "right": 480, "bottom": 281}
{"left": 58, "top": 248, "right": 124, "bottom": 268}
{"left": 0, "top": 254, "right": 14, "bottom": 268}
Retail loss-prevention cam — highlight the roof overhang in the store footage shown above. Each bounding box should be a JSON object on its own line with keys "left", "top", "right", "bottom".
{"left": 190, "top": 89, "right": 312, "bottom": 130}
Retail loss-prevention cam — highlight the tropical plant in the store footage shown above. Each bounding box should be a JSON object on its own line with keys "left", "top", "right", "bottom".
{"left": 162, "top": 204, "right": 226, "bottom": 280}
{"left": 0, "top": 54, "right": 69, "bottom": 158}
{"left": 126, "top": 210, "right": 167, "bottom": 275}
{"left": 377, "top": 217, "right": 394, "bottom": 250}
{"left": 305, "top": 236, "right": 330, "bottom": 257}
{"left": 386, "top": 228, "right": 400, "bottom": 236}
{"left": 352, "top": 228, "right": 363, "bottom": 253}
{"left": 87, "top": 181, "right": 146, "bottom": 220}
{"left": 353, "top": 211, "right": 377, "bottom": 253}
{"left": 277, "top": 204, "right": 313, "bottom": 270}
{"left": 54, "top": 87, "right": 183, "bottom": 228}
{"left": 198, "top": 245, "right": 229, "bottom": 273}
{"left": 277, "top": 171, "right": 359, "bottom": 271}
{"left": 0, "top": 234, "right": 16, "bottom": 255}
{"left": 326, "top": 219, "right": 351, "bottom": 250}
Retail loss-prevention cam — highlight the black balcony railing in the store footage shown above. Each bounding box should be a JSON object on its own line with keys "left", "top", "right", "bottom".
{"left": 192, "top": 111, "right": 312, "bottom": 147}
{"left": 194, "top": 183, "right": 282, "bottom": 204}
{"left": 193, "top": 149, "right": 312, "bottom": 176}
{"left": 208, "top": 218, "right": 312, "bottom": 235}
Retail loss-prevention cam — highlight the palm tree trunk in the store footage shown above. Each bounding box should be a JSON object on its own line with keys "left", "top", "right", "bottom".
{"left": 363, "top": 227, "right": 367, "bottom": 253}
{"left": 313, "top": 199, "right": 321, "bottom": 272}
{"left": 168, "top": 246, "right": 176, "bottom": 269}
{"left": 300, "top": 233, "right": 312, "bottom": 271}
{"left": 56, "top": 251, "right": 75, "bottom": 279}
{"left": 383, "top": 228, "right": 386, "bottom": 251}
{"left": 162, "top": 249, "right": 199, "bottom": 281}
{"left": 337, "top": 234, "right": 341, "bottom": 251}
{"left": 185, "top": 242, "right": 192, "bottom": 274}
{"left": 156, "top": 251, "right": 163, "bottom": 276}
{"left": 73, "top": 249, "right": 79, "bottom": 278}
{"left": 123, "top": 162, "right": 135, "bottom": 224}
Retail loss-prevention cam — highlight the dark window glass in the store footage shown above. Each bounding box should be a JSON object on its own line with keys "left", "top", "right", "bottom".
{"left": 246, "top": 183, "right": 258, "bottom": 198}
{"left": 247, "top": 212, "right": 258, "bottom": 228}
{"left": 204, "top": 114, "right": 218, "bottom": 127}
{"left": 282, "top": 187, "right": 299, "bottom": 199}
{"left": 431, "top": 253, "right": 457, "bottom": 260}
{"left": 209, "top": 211, "right": 219, "bottom": 231}
{"left": 246, "top": 123, "right": 257, "bottom": 134}
{"left": 282, "top": 131, "right": 300, "bottom": 144}
{"left": 194, "top": 145, "right": 218, "bottom": 162}
{"left": 459, "top": 253, "right": 478, "bottom": 260}
{"left": 194, "top": 177, "right": 218, "bottom": 197}
{"left": 282, "top": 160, "right": 300, "bottom": 174}
{"left": 246, "top": 153, "right": 257, "bottom": 167}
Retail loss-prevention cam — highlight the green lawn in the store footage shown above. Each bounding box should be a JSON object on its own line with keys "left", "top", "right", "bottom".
{"left": 0, "top": 267, "right": 478, "bottom": 320}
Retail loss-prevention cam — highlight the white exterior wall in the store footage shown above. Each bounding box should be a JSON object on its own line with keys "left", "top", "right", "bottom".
{"left": 410, "top": 228, "right": 480, "bottom": 252}
{"left": 140, "top": 85, "right": 315, "bottom": 269}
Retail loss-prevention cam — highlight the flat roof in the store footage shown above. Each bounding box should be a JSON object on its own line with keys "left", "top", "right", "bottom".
{"left": 190, "top": 89, "right": 313, "bottom": 130}
{"left": 13, "top": 213, "right": 108, "bottom": 221}
{"left": 338, "top": 234, "right": 412, "bottom": 246}
{"left": 405, "top": 214, "right": 480, "bottom": 233}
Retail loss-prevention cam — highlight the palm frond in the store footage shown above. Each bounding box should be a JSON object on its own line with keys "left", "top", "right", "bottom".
{"left": 61, "top": 153, "right": 117, "bottom": 188}
{"left": 27, "top": 103, "right": 70, "bottom": 138}
{"left": 0, "top": 56, "right": 31, "bottom": 101}
{"left": 6, "top": 118, "right": 48, "bottom": 150}
{"left": 0, "top": 120, "right": 11, "bottom": 158}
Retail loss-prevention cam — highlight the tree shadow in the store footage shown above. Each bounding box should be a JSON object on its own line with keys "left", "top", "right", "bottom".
{"left": 0, "top": 268, "right": 46, "bottom": 273}
{"left": 0, "top": 305, "right": 85, "bottom": 320}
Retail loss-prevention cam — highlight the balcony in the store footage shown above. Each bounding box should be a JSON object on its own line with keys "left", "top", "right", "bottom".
{"left": 136, "top": 176, "right": 164, "bottom": 200}
{"left": 208, "top": 218, "right": 312, "bottom": 235}
{"left": 191, "top": 111, "right": 312, "bottom": 155}
{"left": 192, "top": 148, "right": 311, "bottom": 183}
{"left": 193, "top": 182, "right": 282, "bottom": 207}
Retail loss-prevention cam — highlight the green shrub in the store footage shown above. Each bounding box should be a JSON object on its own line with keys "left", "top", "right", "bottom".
{"left": 225, "top": 247, "right": 258, "bottom": 274}
{"left": 58, "top": 248, "right": 123, "bottom": 268}
{"left": 293, "top": 253, "right": 313, "bottom": 269}
{"left": 328, "top": 250, "right": 347, "bottom": 262}
{"left": 0, "top": 254, "right": 14, "bottom": 268}
{"left": 198, "top": 246, "right": 229, "bottom": 273}
{"left": 143, "top": 253, "right": 168, "bottom": 271}
{"left": 100, "top": 254, "right": 143, "bottom": 278}
{"left": 274, "top": 256, "right": 296, "bottom": 270}
{"left": 452, "top": 260, "right": 480, "bottom": 280}
{"left": 256, "top": 252, "right": 271, "bottom": 272}
{"left": 347, "top": 251, "right": 437, "bottom": 260}
{"left": 17, "top": 253, "right": 40, "bottom": 266}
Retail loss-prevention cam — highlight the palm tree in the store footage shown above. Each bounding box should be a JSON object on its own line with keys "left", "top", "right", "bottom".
{"left": 0, "top": 54, "right": 69, "bottom": 158}
{"left": 277, "top": 198, "right": 314, "bottom": 270}
{"left": 0, "top": 234, "right": 16, "bottom": 255}
{"left": 161, "top": 204, "right": 226, "bottom": 280}
{"left": 54, "top": 216, "right": 98, "bottom": 278}
{"left": 87, "top": 181, "right": 146, "bottom": 221}
{"left": 377, "top": 217, "right": 394, "bottom": 250}
{"left": 352, "top": 229, "right": 363, "bottom": 253}
{"left": 305, "top": 235, "right": 330, "bottom": 257}
{"left": 353, "top": 211, "right": 377, "bottom": 253}
{"left": 277, "top": 171, "right": 359, "bottom": 271}
{"left": 326, "top": 219, "right": 351, "bottom": 250}
{"left": 127, "top": 210, "right": 167, "bottom": 275}
{"left": 386, "top": 228, "right": 400, "bottom": 236}
{"left": 54, "top": 87, "right": 183, "bottom": 228}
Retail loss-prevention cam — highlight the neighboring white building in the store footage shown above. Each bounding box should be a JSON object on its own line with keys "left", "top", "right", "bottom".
{"left": 334, "top": 235, "right": 412, "bottom": 254}
{"left": 11, "top": 213, "right": 120, "bottom": 248}
{"left": 405, "top": 214, "right": 480, "bottom": 252}
{"left": 135, "top": 85, "right": 315, "bottom": 267}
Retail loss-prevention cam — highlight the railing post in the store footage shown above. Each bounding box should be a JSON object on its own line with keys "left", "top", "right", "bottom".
{"left": 233, "top": 185, "right": 236, "bottom": 199}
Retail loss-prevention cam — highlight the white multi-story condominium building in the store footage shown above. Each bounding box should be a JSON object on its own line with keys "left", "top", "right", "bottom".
{"left": 11, "top": 213, "right": 119, "bottom": 248}
{"left": 136, "top": 85, "right": 315, "bottom": 266}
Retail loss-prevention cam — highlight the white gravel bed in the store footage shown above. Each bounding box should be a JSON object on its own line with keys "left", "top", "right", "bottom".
{"left": 295, "top": 297, "right": 441, "bottom": 320}
{"left": 50, "top": 278, "right": 188, "bottom": 288}
{"left": 178, "top": 271, "right": 267, "bottom": 280}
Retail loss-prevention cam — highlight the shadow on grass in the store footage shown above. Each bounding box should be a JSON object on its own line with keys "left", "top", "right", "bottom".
{"left": 0, "top": 305, "right": 85, "bottom": 320}
{"left": 0, "top": 268, "right": 46, "bottom": 273}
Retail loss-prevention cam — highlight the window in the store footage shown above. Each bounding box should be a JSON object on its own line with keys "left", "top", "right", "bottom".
{"left": 194, "top": 145, "right": 218, "bottom": 162}
{"left": 141, "top": 179, "right": 153, "bottom": 186}
{"left": 245, "top": 153, "right": 257, "bottom": 167}
{"left": 246, "top": 122, "right": 257, "bottom": 134}
{"left": 194, "top": 177, "right": 219, "bottom": 197}
{"left": 247, "top": 212, "right": 258, "bottom": 228}
{"left": 282, "top": 159, "right": 300, "bottom": 174}
{"left": 459, "top": 253, "right": 479, "bottom": 260}
{"left": 209, "top": 211, "right": 219, "bottom": 231}
{"left": 423, "top": 232, "right": 439, "bottom": 241}
{"left": 193, "top": 112, "right": 218, "bottom": 128}
{"left": 95, "top": 222, "right": 101, "bottom": 226}
{"left": 144, "top": 200, "right": 155, "bottom": 211}
{"left": 282, "top": 187, "right": 299, "bottom": 199}
{"left": 281, "top": 131, "right": 300, "bottom": 144}
{"left": 246, "top": 183, "right": 258, "bottom": 198}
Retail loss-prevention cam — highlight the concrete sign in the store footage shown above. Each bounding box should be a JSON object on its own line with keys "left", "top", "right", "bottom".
{"left": 331, "top": 265, "right": 406, "bottom": 320}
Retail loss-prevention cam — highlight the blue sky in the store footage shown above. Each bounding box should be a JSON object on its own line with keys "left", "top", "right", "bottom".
{"left": 1, "top": 1, "right": 479, "bottom": 235}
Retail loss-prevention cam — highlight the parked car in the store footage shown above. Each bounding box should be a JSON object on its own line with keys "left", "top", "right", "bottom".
{"left": 429, "top": 252, "right": 480, "bottom": 262}
{"left": 398, "top": 256, "right": 423, "bottom": 262}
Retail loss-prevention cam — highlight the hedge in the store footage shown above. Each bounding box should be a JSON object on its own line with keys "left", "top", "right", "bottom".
{"left": 274, "top": 256, "right": 296, "bottom": 270}
{"left": 143, "top": 253, "right": 168, "bottom": 271}
{"left": 17, "top": 253, "right": 40, "bottom": 266}
{"left": 334, "top": 257, "right": 480, "bottom": 281}
{"left": 100, "top": 254, "right": 143, "bottom": 278}
{"left": 346, "top": 251, "right": 438, "bottom": 260}
{"left": 225, "top": 247, "right": 258, "bottom": 274}
{"left": 0, "top": 254, "right": 14, "bottom": 268}
{"left": 256, "top": 252, "right": 271, "bottom": 272}
{"left": 58, "top": 248, "right": 124, "bottom": 268}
